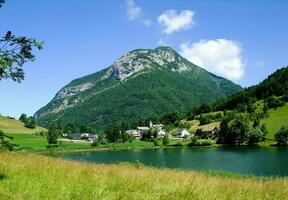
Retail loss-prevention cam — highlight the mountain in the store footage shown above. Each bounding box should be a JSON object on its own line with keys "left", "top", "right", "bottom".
{"left": 35, "top": 47, "right": 241, "bottom": 130}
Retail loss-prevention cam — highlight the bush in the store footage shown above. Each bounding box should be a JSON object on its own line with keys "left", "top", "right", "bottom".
{"left": 275, "top": 125, "right": 288, "bottom": 146}
{"left": 153, "top": 139, "right": 160, "bottom": 147}
{"left": 162, "top": 135, "right": 169, "bottom": 146}
{"left": 189, "top": 136, "right": 198, "bottom": 146}
{"left": 91, "top": 141, "right": 99, "bottom": 147}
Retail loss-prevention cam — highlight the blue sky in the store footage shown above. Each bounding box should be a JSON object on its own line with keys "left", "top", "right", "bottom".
{"left": 0, "top": 0, "right": 288, "bottom": 117}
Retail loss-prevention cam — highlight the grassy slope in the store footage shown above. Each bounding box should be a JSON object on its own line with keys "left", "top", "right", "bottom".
{"left": 262, "top": 103, "right": 288, "bottom": 140}
{"left": 0, "top": 116, "right": 46, "bottom": 134}
{"left": 0, "top": 152, "right": 287, "bottom": 200}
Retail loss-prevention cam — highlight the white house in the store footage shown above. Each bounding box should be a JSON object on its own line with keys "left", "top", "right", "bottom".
{"left": 137, "top": 127, "right": 149, "bottom": 134}
{"left": 126, "top": 129, "right": 141, "bottom": 139}
{"left": 157, "top": 129, "right": 166, "bottom": 138}
{"left": 177, "top": 128, "right": 190, "bottom": 138}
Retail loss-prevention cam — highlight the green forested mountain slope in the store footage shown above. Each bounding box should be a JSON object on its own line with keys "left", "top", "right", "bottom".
{"left": 35, "top": 47, "right": 241, "bottom": 130}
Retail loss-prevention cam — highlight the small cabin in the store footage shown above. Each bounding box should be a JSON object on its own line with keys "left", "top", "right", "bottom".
{"left": 177, "top": 128, "right": 190, "bottom": 138}
{"left": 202, "top": 126, "right": 218, "bottom": 137}
{"left": 157, "top": 129, "right": 166, "bottom": 138}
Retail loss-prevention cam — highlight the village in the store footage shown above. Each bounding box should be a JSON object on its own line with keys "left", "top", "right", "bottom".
{"left": 61, "top": 120, "right": 218, "bottom": 143}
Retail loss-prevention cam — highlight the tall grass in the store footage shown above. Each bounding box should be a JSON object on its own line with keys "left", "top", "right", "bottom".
{"left": 0, "top": 152, "right": 288, "bottom": 200}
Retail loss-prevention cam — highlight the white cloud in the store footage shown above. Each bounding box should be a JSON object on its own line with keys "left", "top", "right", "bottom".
{"left": 158, "top": 9, "right": 195, "bottom": 34}
{"left": 126, "top": 0, "right": 142, "bottom": 20}
{"left": 142, "top": 19, "right": 152, "bottom": 27}
{"left": 180, "top": 39, "right": 245, "bottom": 81}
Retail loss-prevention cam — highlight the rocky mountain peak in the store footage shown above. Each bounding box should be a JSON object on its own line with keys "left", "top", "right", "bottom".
{"left": 106, "top": 46, "right": 190, "bottom": 81}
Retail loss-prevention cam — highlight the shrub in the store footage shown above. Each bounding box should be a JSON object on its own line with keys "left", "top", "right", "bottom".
{"left": 153, "top": 139, "right": 160, "bottom": 147}
{"left": 275, "top": 125, "right": 288, "bottom": 146}
{"left": 189, "top": 136, "right": 198, "bottom": 146}
{"left": 162, "top": 135, "right": 169, "bottom": 146}
{"left": 91, "top": 141, "right": 99, "bottom": 147}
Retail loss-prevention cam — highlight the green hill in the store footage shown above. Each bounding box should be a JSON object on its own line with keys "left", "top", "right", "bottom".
{"left": 35, "top": 47, "right": 241, "bottom": 130}
{"left": 262, "top": 103, "right": 288, "bottom": 139}
{"left": 0, "top": 116, "right": 46, "bottom": 134}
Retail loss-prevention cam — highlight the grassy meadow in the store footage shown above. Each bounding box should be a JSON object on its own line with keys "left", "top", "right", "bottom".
{"left": 261, "top": 103, "right": 288, "bottom": 139}
{"left": 0, "top": 152, "right": 287, "bottom": 200}
{"left": 0, "top": 116, "right": 46, "bottom": 134}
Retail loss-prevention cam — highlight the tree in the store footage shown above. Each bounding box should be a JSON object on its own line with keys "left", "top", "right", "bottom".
{"left": 0, "top": 130, "right": 14, "bottom": 150}
{"left": 263, "top": 103, "right": 269, "bottom": 117}
{"left": 161, "top": 111, "right": 180, "bottom": 125}
{"left": 199, "top": 114, "right": 212, "bottom": 125}
{"left": 162, "top": 134, "right": 169, "bottom": 146}
{"left": 80, "top": 124, "right": 93, "bottom": 133}
{"left": 19, "top": 113, "right": 27, "bottom": 123}
{"left": 253, "top": 118, "right": 260, "bottom": 128}
{"left": 265, "top": 96, "right": 284, "bottom": 109}
{"left": 247, "top": 128, "right": 264, "bottom": 146}
{"left": 141, "top": 129, "right": 153, "bottom": 142}
{"left": 0, "top": 31, "right": 43, "bottom": 82}
{"left": 275, "top": 125, "right": 288, "bottom": 146}
{"left": 229, "top": 119, "right": 248, "bottom": 145}
{"left": 120, "top": 131, "right": 129, "bottom": 143}
{"left": 217, "top": 117, "right": 230, "bottom": 144}
{"left": 217, "top": 115, "right": 249, "bottom": 145}
{"left": 64, "top": 123, "right": 76, "bottom": 134}
{"left": 105, "top": 124, "right": 121, "bottom": 143}
{"left": 24, "top": 117, "right": 35, "bottom": 129}
{"left": 47, "top": 123, "right": 60, "bottom": 144}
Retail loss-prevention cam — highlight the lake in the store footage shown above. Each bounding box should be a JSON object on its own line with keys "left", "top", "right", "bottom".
{"left": 60, "top": 147, "right": 288, "bottom": 177}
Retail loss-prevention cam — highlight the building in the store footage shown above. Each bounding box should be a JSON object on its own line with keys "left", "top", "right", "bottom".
{"left": 149, "top": 120, "right": 165, "bottom": 129}
{"left": 177, "top": 128, "right": 190, "bottom": 138}
{"left": 88, "top": 134, "right": 98, "bottom": 142}
{"left": 157, "top": 129, "right": 166, "bottom": 138}
{"left": 68, "top": 133, "right": 81, "bottom": 140}
{"left": 202, "top": 126, "right": 218, "bottom": 138}
{"left": 126, "top": 129, "right": 141, "bottom": 139}
{"left": 137, "top": 127, "right": 149, "bottom": 134}
{"left": 81, "top": 133, "right": 90, "bottom": 139}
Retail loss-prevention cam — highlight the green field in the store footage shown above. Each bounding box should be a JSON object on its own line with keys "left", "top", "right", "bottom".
{"left": 261, "top": 103, "right": 288, "bottom": 139}
{"left": 0, "top": 152, "right": 287, "bottom": 200}
{"left": 0, "top": 116, "right": 46, "bottom": 134}
{"left": 6, "top": 133, "right": 153, "bottom": 152}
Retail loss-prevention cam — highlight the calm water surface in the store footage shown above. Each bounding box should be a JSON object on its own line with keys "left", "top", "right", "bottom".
{"left": 60, "top": 147, "right": 288, "bottom": 177}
